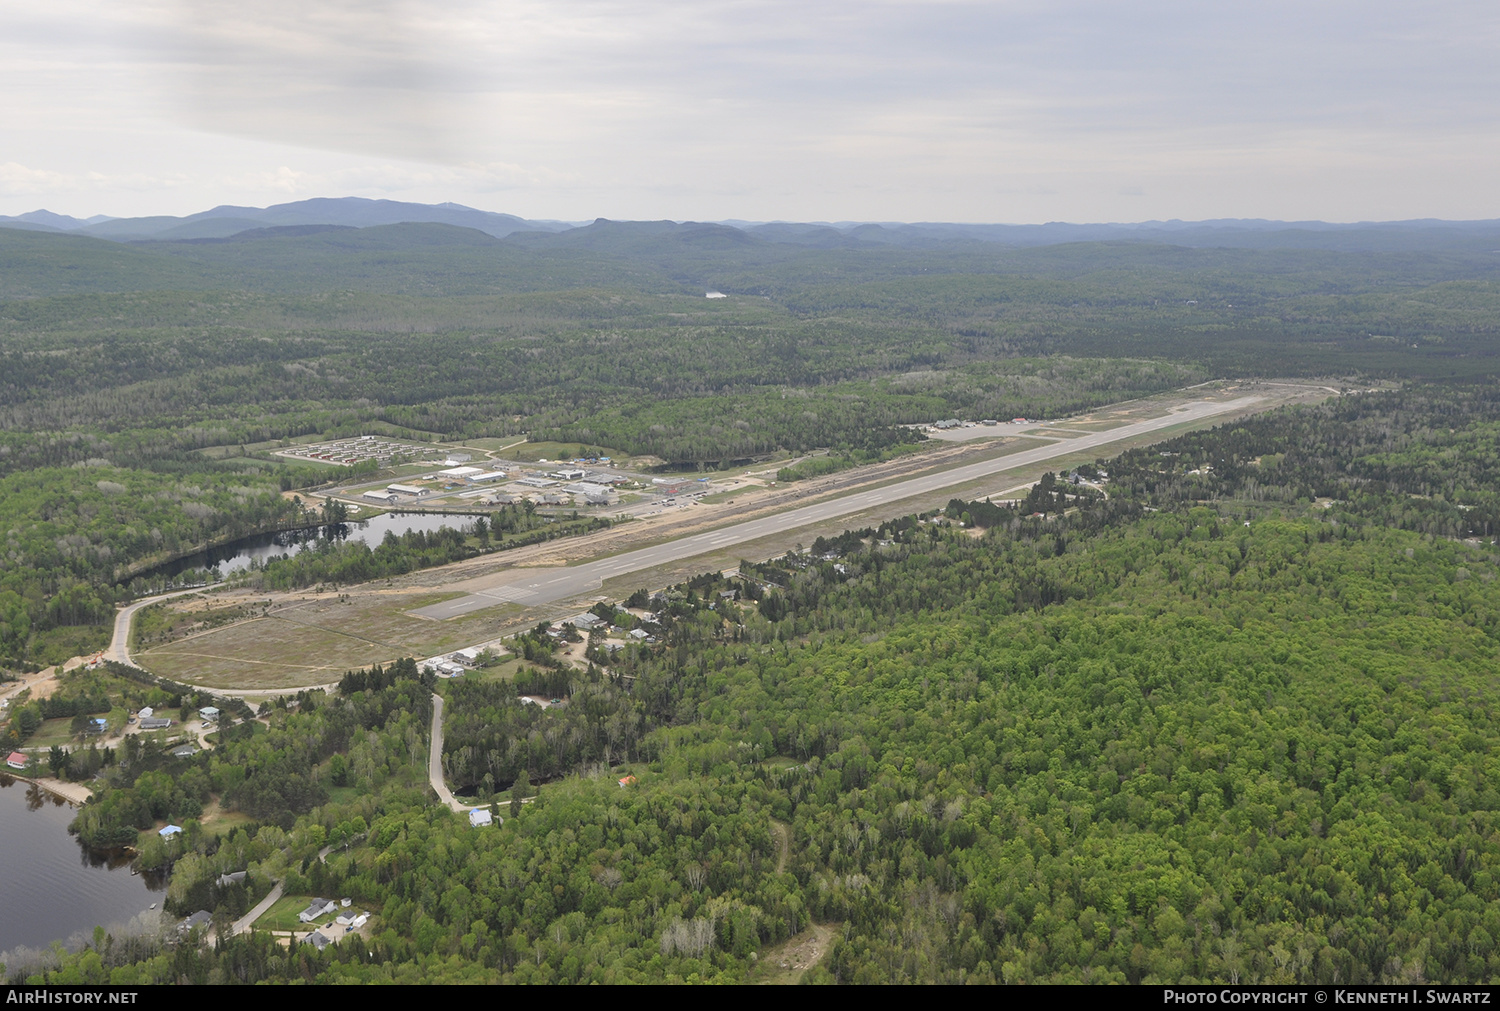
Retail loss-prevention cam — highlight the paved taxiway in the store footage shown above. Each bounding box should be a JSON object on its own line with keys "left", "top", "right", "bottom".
{"left": 411, "top": 396, "right": 1262, "bottom": 620}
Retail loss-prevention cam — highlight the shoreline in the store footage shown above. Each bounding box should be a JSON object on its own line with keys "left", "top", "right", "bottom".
{"left": 0, "top": 771, "right": 94, "bottom": 806}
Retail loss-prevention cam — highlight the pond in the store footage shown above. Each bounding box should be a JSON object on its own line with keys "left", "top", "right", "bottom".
{"left": 136, "top": 511, "right": 477, "bottom": 583}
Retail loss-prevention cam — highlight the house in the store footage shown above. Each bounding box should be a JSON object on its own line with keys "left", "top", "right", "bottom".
{"left": 469, "top": 808, "right": 494, "bottom": 828}
{"left": 159, "top": 824, "right": 183, "bottom": 838}
{"left": 172, "top": 745, "right": 198, "bottom": 759}
{"left": 6, "top": 751, "right": 27, "bottom": 770}
{"left": 216, "top": 871, "right": 247, "bottom": 887}
{"left": 617, "top": 775, "right": 637, "bottom": 788}
{"left": 178, "top": 911, "right": 213, "bottom": 935}
{"left": 85, "top": 718, "right": 107, "bottom": 734}
{"left": 137, "top": 706, "right": 154, "bottom": 719}
{"left": 301, "top": 930, "right": 332, "bottom": 950}
{"left": 139, "top": 717, "right": 171, "bottom": 730}
{"left": 198, "top": 706, "right": 219, "bottom": 723}
{"left": 298, "top": 898, "right": 337, "bottom": 923}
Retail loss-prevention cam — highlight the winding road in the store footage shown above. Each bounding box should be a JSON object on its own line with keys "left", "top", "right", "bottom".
{"left": 427, "top": 693, "right": 465, "bottom": 813}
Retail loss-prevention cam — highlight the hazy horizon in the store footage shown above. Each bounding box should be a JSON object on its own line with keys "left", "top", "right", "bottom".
{"left": 7, "top": 197, "right": 1500, "bottom": 234}
{"left": 4, "top": 1, "right": 1497, "bottom": 224}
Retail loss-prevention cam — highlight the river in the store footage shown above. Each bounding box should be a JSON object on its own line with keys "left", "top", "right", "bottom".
{"left": 0, "top": 776, "right": 164, "bottom": 960}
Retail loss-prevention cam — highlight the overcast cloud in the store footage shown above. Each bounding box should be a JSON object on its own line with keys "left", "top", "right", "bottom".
{"left": 1, "top": 0, "right": 1497, "bottom": 221}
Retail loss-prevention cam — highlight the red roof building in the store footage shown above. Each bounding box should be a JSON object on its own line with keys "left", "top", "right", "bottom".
{"left": 6, "top": 751, "right": 28, "bottom": 770}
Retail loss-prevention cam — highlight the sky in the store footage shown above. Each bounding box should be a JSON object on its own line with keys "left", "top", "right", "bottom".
{"left": 2, "top": 0, "right": 1498, "bottom": 224}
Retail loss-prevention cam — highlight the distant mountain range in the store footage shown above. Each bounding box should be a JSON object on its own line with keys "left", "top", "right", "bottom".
{"left": 3, "top": 196, "right": 1500, "bottom": 253}
{"left": 0, "top": 197, "right": 578, "bottom": 242}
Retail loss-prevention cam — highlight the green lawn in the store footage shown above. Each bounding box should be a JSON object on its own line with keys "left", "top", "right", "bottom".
{"left": 501, "top": 440, "right": 631, "bottom": 463}
{"left": 25, "top": 718, "right": 85, "bottom": 749}
{"left": 204, "top": 721, "right": 266, "bottom": 745}
{"left": 255, "top": 893, "right": 329, "bottom": 932}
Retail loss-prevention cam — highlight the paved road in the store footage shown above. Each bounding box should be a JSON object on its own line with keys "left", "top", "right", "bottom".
{"left": 232, "top": 881, "right": 283, "bottom": 935}
{"left": 104, "top": 588, "right": 201, "bottom": 666}
{"left": 413, "top": 396, "right": 1262, "bottom": 620}
{"left": 428, "top": 693, "right": 466, "bottom": 813}
{"left": 232, "top": 843, "right": 336, "bottom": 935}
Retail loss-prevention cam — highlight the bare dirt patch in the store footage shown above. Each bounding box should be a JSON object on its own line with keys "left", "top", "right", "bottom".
{"left": 748, "top": 923, "right": 837, "bottom": 984}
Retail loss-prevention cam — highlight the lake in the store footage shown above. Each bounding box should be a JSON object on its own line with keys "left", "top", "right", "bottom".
{"left": 0, "top": 776, "right": 164, "bottom": 960}
{"left": 139, "top": 511, "right": 476, "bottom": 582}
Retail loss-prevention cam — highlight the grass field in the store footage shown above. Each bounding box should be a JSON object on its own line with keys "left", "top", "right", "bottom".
{"left": 24, "top": 718, "right": 83, "bottom": 750}
{"left": 453, "top": 436, "right": 529, "bottom": 453}
{"left": 138, "top": 591, "right": 525, "bottom": 688}
{"left": 255, "top": 894, "right": 326, "bottom": 931}
{"left": 198, "top": 800, "right": 257, "bottom": 835}
{"left": 501, "top": 440, "right": 631, "bottom": 463}
{"left": 204, "top": 721, "right": 266, "bottom": 744}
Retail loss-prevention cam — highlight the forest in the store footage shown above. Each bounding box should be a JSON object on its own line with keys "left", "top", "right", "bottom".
{"left": 4, "top": 220, "right": 1500, "bottom": 665}
{"left": 11, "top": 383, "right": 1500, "bottom": 984}
{"left": 7, "top": 216, "right": 1500, "bottom": 983}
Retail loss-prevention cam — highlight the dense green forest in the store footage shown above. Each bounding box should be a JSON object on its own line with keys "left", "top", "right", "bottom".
{"left": 6, "top": 220, "right": 1500, "bottom": 665}
{"left": 8, "top": 218, "right": 1500, "bottom": 983}
{"left": 12, "top": 384, "right": 1500, "bottom": 984}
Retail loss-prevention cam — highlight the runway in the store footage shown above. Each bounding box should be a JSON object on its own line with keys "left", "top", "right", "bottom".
{"left": 411, "top": 396, "right": 1261, "bottom": 619}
